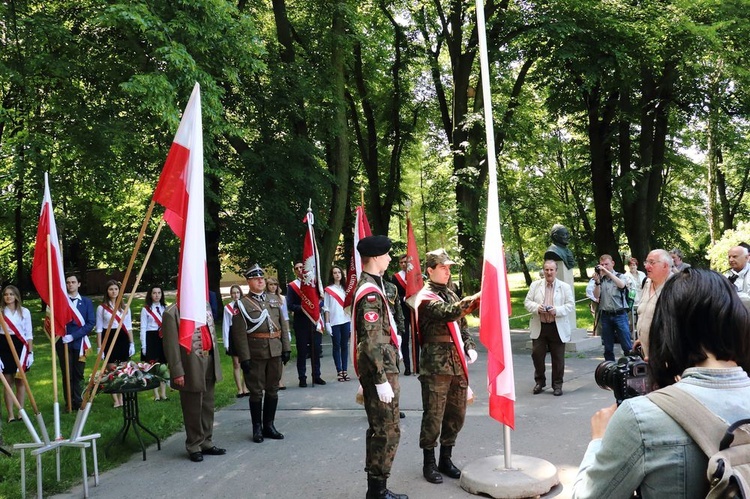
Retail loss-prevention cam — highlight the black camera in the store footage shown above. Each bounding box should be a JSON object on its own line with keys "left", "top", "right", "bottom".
{"left": 595, "top": 353, "right": 650, "bottom": 405}
{"left": 594, "top": 265, "right": 602, "bottom": 274}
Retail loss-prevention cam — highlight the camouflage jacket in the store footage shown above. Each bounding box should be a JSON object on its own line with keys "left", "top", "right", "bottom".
{"left": 384, "top": 279, "right": 405, "bottom": 336}
{"left": 417, "top": 280, "right": 476, "bottom": 376}
{"left": 354, "top": 272, "right": 401, "bottom": 383}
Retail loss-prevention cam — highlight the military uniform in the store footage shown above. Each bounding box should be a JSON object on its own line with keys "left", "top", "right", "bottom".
{"left": 231, "top": 266, "right": 291, "bottom": 443}
{"left": 384, "top": 280, "right": 405, "bottom": 341}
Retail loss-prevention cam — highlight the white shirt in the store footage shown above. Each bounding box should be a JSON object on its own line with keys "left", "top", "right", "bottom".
{"left": 96, "top": 302, "right": 133, "bottom": 335}
{"left": 323, "top": 284, "right": 349, "bottom": 326}
{"left": 3, "top": 306, "right": 33, "bottom": 340}
{"left": 139, "top": 305, "right": 164, "bottom": 348}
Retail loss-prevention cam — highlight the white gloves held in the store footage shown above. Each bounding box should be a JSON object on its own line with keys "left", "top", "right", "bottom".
{"left": 128, "top": 342, "right": 135, "bottom": 358}
{"left": 467, "top": 349, "right": 478, "bottom": 364}
{"left": 375, "top": 381, "right": 394, "bottom": 404}
{"left": 325, "top": 323, "right": 333, "bottom": 336}
{"left": 25, "top": 353, "right": 34, "bottom": 369}
{"left": 62, "top": 334, "right": 74, "bottom": 344}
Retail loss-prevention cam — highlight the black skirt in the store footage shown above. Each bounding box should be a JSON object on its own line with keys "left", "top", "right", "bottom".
{"left": 104, "top": 331, "right": 131, "bottom": 364}
{"left": 0, "top": 335, "right": 24, "bottom": 375}
{"left": 142, "top": 330, "right": 166, "bottom": 364}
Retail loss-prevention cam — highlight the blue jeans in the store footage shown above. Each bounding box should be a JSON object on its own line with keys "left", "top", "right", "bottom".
{"left": 600, "top": 311, "right": 633, "bottom": 362}
{"left": 331, "top": 322, "right": 351, "bottom": 372}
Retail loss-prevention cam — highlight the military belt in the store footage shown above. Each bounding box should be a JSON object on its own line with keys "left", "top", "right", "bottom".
{"left": 374, "top": 336, "right": 393, "bottom": 344}
{"left": 248, "top": 331, "right": 281, "bottom": 339}
{"left": 422, "top": 335, "right": 453, "bottom": 343}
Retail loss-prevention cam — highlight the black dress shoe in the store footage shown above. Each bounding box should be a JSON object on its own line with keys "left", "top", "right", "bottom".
{"left": 400, "top": 412, "right": 406, "bottom": 419}
{"left": 299, "top": 379, "right": 308, "bottom": 388}
{"left": 313, "top": 378, "right": 326, "bottom": 385}
{"left": 553, "top": 388, "right": 563, "bottom": 396}
{"left": 189, "top": 452, "right": 203, "bottom": 462}
{"left": 533, "top": 384, "right": 545, "bottom": 395}
{"left": 202, "top": 446, "right": 226, "bottom": 455}
{"left": 403, "top": 369, "right": 411, "bottom": 376}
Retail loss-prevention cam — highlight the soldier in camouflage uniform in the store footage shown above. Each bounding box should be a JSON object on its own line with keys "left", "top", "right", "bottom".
{"left": 416, "top": 249, "right": 481, "bottom": 484}
{"left": 384, "top": 277, "right": 407, "bottom": 420}
{"left": 353, "top": 235, "right": 408, "bottom": 499}
{"left": 230, "top": 265, "right": 292, "bottom": 443}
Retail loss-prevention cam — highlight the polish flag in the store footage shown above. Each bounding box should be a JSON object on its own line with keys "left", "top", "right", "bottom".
{"left": 343, "top": 205, "right": 372, "bottom": 307}
{"left": 404, "top": 216, "right": 422, "bottom": 299}
{"left": 152, "top": 83, "right": 207, "bottom": 352}
{"left": 479, "top": 179, "right": 515, "bottom": 429}
{"left": 31, "top": 172, "right": 83, "bottom": 336}
{"left": 299, "top": 209, "right": 324, "bottom": 327}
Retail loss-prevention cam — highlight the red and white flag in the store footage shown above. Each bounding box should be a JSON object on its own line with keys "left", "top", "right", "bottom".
{"left": 344, "top": 205, "right": 372, "bottom": 307}
{"left": 152, "top": 83, "right": 207, "bottom": 352}
{"left": 299, "top": 209, "right": 324, "bottom": 328}
{"left": 31, "top": 172, "right": 83, "bottom": 336}
{"left": 479, "top": 180, "right": 515, "bottom": 429}
{"left": 404, "top": 216, "right": 422, "bottom": 299}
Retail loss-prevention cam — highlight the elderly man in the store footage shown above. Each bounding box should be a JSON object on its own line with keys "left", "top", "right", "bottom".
{"left": 726, "top": 245, "right": 750, "bottom": 309}
{"left": 669, "top": 248, "right": 690, "bottom": 273}
{"left": 524, "top": 260, "right": 575, "bottom": 396}
{"left": 634, "top": 249, "right": 673, "bottom": 359}
{"left": 592, "top": 254, "right": 632, "bottom": 361}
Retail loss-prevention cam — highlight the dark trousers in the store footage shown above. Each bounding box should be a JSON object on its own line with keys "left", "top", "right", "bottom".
{"left": 295, "top": 328, "right": 322, "bottom": 379}
{"left": 331, "top": 322, "right": 351, "bottom": 372}
{"left": 362, "top": 372, "right": 400, "bottom": 479}
{"left": 245, "top": 356, "right": 282, "bottom": 401}
{"left": 532, "top": 322, "right": 565, "bottom": 390}
{"left": 400, "top": 303, "right": 412, "bottom": 372}
{"left": 56, "top": 342, "right": 85, "bottom": 409}
{"left": 418, "top": 373, "right": 467, "bottom": 449}
{"left": 179, "top": 371, "right": 216, "bottom": 454}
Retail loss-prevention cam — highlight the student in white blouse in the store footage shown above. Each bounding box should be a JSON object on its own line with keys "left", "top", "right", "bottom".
{"left": 140, "top": 286, "right": 169, "bottom": 401}
{"left": 1, "top": 285, "right": 33, "bottom": 422}
{"left": 323, "top": 265, "right": 352, "bottom": 382}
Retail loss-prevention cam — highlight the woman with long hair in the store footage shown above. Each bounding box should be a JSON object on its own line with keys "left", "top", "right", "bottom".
{"left": 1, "top": 285, "right": 33, "bottom": 422}
{"left": 139, "top": 286, "right": 169, "bottom": 401}
{"left": 323, "top": 265, "right": 351, "bottom": 382}
{"left": 223, "top": 284, "right": 249, "bottom": 397}
{"left": 96, "top": 279, "right": 134, "bottom": 408}
{"left": 265, "top": 277, "right": 289, "bottom": 389}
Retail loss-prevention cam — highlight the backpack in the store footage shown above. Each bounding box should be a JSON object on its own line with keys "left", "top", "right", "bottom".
{"left": 648, "top": 385, "right": 750, "bottom": 499}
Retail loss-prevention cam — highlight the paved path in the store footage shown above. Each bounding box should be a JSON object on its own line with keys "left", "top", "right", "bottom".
{"left": 55, "top": 331, "right": 613, "bottom": 499}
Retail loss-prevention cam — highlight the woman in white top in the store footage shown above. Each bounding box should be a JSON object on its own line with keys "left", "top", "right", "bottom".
{"left": 323, "top": 265, "right": 351, "bottom": 382}
{"left": 265, "top": 277, "right": 289, "bottom": 389}
{"left": 1, "top": 285, "right": 33, "bottom": 422}
{"left": 139, "top": 286, "right": 168, "bottom": 401}
{"left": 223, "top": 285, "right": 249, "bottom": 397}
{"left": 96, "top": 279, "right": 133, "bottom": 408}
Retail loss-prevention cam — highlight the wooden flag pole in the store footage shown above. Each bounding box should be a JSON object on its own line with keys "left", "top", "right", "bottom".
{"left": 0, "top": 362, "right": 41, "bottom": 444}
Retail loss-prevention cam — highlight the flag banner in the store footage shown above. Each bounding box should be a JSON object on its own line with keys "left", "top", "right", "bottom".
{"left": 31, "top": 172, "right": 83, "bottom": 336}
{"left": 479, "top": 186, "right": 516, "bottom": 429}
{"left": 300, "top": 210, "right": 324, "bottom": 328}
{"left": 153, "top": 83, "right": 207, "bottom": 351}
{"left": 344, "top": 205, "right": 372, "bottom": 307}
{"left": 405, "top": 216, "right": 423, "bottom": 299}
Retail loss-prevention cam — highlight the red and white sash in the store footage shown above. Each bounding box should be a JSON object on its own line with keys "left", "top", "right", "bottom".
{"left": 224, "top": 303, "right": 239, "bottom": 316}
{"left": 393, "top": 271, "right": 407, "bottom": 290}
{"left": 351, "top": 282, "right": 399, "bottom": 376}
{"left": 145, "top": 306, "right": 163, "bottom": 337}
{"left": 414, "top": 289, "right": 469, "bottom": 380}
{"left": 3, "top": 311, "right": 30, "bottom": 370}
{"left": 102, "top": 304, "right": 130, "bottom": 334}
{"left": 288, "top": 279, "right": 302, "bottom": 299}
{"left": 324, "top": 285, "right": 346, "bottom": 308}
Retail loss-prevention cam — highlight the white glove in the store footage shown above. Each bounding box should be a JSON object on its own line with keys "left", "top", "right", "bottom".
{"left": 62, "top": 334, "right": 74, "bottom": 344}
{"left": 141, "top": 344, "right": 147, "bottom": 355}
{"left": 0, "top": 358, "right": 4, "bottom": 370}
{"left": 26, "top": 353, "right": 34, "bottom": 369}
{"left": 467, "top": 349, "right": 478, "bottom": 364}
{"left": 397, "top": 334, "right": 402, "bottom": 348}
{"left": 325, "top": 323, "right": 333, "bottom": 336}
{"left": 128, "top": 343, "right": 135, "bottom": 358}
{"left": 375, "top": 381, "right": 394, "bottom": 404}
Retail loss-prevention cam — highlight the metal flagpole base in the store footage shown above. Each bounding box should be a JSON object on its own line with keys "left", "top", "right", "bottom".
{"left": 460, "top": 454, "right": 559, "bottom": 499}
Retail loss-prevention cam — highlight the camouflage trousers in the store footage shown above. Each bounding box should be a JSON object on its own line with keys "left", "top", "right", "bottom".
{"left": 361, "top": 372, "right": 401, "bottom": 479}
{"left": 418, "top": 373, "right": 467, "bottom": 449}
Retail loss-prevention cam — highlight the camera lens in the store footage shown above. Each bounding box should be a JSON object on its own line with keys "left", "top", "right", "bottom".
{"left": 594, "top": 360, "right": 617, "bottom": 391}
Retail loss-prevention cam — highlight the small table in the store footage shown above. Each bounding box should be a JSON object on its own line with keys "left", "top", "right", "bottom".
{"left": 103, "top": 381, "right": 161, "bottom": 461}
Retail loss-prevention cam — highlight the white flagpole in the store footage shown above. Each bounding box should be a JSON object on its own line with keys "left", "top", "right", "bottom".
{"left": 475, "top": 0, "right": 513, "bottom": 469}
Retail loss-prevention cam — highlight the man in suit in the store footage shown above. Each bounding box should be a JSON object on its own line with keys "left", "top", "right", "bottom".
{"left": 287, "top": 261, "right": 325, "bottom": 386}
{"left": 58, "top": 273, "right": 96, "bottom": 411}
{"left": 162, "top": 302, "right": 225, "bottom": 462}
{"left": 523, "top": 259, "right": 575, "bottom": 396}
{"left": 231, "top": 264, "right": 292, "bottom": 443}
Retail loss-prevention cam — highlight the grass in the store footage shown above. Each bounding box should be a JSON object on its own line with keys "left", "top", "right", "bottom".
{"left": 0, "top": 295, "right": 240, "bottom": 498}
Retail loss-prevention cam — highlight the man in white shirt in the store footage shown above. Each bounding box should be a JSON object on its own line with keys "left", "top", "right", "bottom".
{"left": 726, "top": 245, "right": 750, "bottom": 309}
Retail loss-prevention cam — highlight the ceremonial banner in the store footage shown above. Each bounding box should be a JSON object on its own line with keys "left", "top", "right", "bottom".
{"left": 405, "top": 216, "right": 422, "bottom": 299}
{"left": 31, "top": 173, "right": 83, "bottom": 335}
{"left": 479, "top": 187, "right": 516, "bottom": 429}
{"left": 343, "top": 205, "right": 372, "bottom": 307}
{"left": 152, "top": 83, "right": 207, "bottom": 352}
{"left": 299, "top": 210, "right": 324, "bottom": 328}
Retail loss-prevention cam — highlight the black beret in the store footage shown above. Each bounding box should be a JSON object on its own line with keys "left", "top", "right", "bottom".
{"left": 244, "top": 264, "right": 265, "bottom": 279}
{"left": 357, "top": 235, "right": 392, "bottom": 257}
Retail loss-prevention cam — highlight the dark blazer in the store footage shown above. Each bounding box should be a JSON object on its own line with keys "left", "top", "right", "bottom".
{"left": 286, "top": 280, "right": 315, "bottom": 334}
{"left": 162, "top": 304, "right": 223, "bottom": 393}
{"left": 66, "top": 295, "right": 96, "bottom": 352}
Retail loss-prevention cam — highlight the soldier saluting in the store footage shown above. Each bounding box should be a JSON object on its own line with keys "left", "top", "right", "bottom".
{"left": 352, "top": 235, "right": 408, "bottom": 499}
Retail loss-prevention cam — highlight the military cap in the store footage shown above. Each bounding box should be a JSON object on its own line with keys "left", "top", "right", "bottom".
{"left": 357, "top": 235, "right": 392, "bottom": 257}
{"left": 425, "top": 248, "right": 456, "bottom": 268}
{"left": 244, "top": 264, "right": 265, "bottom": 279}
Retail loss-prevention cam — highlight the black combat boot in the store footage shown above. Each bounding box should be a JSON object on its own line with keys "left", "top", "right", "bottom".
{"left": 262, "top": 396, "right": 284, "bottom": 439}
{"left": 249, "top": 399, "right": 264, "bottom": 443}
{"left": 422, "top": 448, "right": 443, "bottom": 484}
{"left": 366, "top": 476, "right": 408, "bottom": 499}
{"left": 438, "top": 445, "right": 461, "bottom": 479}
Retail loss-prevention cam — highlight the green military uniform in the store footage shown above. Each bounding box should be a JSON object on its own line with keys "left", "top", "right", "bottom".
{"left": 384, "top": 280, "right": 405, "bottom": 339}
{"left": 355, "top": 271, "right": 401, "bottom": 481}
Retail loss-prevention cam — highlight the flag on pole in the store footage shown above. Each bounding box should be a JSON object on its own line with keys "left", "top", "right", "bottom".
{"left": 299, "top": 208, "right": 324, "bottom": 328}
{"left": 31, "top": 172, "right": 83, "bottom": 336}
{"left": 479, "top": 187, "right": 516, "bottom": 429}
{"left": 152, "top": 82, "right": 207, "bottom": 352}
{"left": 344, "top": 205, "right": 372, "bottom": 307}
{"left": 404, "top": 216, "right": 422, "bottom": 299}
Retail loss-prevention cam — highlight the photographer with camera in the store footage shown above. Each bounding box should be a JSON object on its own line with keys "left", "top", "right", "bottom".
{"left": 523, "top": 260, "right": 575, "bottom": 396}
{"left": 573, "top": 269, "right": 750, "bottom": 499}
{"left": 592, "top": 254, "right": 633, "bottom": 362}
